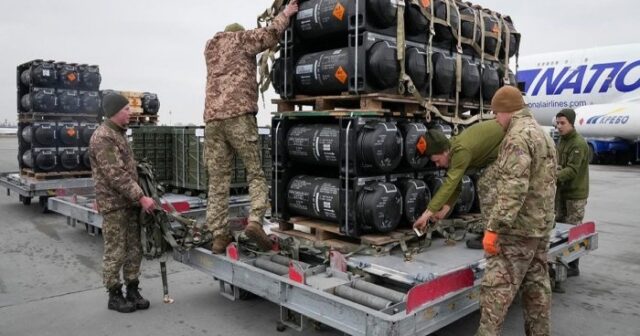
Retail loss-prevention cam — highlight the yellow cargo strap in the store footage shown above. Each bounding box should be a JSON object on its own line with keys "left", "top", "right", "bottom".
{"left": 402, "top": 0, "right": 490, "bottom": 127}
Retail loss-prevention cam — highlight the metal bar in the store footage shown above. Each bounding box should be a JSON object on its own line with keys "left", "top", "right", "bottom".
{"left": 255, "top": 257, "right": 289, "bottom": 275}
{"left": 334, "top": 285, "right": 393, "bottom": 311}
{"left": 352, "top": 279, "right": 406, "bottom": 303}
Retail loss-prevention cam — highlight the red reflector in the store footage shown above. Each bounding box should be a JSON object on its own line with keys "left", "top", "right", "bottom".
{"left": 406, "top": 268, "right": 475, "bottom": 314}
{"left": 289, "top": 261, "right": 304, "bottom": 283}
{"left": 161, "top": 201, "right": 190, "bottom": 213}
{"left": 226, "top": 242, "right": 239, "bottom": 261}
{"left": 568, "top": 221, "right": 596, "bottom": 243}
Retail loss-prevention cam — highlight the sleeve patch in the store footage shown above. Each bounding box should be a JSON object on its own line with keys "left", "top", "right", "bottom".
{"left": 105, "top": 149, "right": 117, "bottom": 164}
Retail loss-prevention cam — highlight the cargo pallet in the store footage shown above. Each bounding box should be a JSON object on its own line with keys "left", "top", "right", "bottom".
{"left": 0, "top": 171, "right": 94, "bottom": 212}
{"left": 20, "top": 168, "right": 91, "bottom": 180}
{"left": 172, "top": 221, "right": 597, "bottom": 335}
{"left": 272, "top": 93, "right": 492, "bottom": 119}
{"left": 271, "top": 214, "right": 480, "bottom": 253}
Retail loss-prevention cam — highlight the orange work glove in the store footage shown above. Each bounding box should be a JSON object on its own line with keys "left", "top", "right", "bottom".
{"left": 483, "top": 231, "right": 499, "bottom": 256}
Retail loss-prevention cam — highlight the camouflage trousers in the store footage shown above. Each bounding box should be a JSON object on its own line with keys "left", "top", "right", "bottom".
{"left": 470, "top": 162, "right": 500, "bottom": 233}
{"left": 102, "top": 207, "right": 142, "bottom": 290}
{"left": 555, "top": 195, "right": 587, "bottom": 225}
{"left": 477, "top": 234, "right": 551, "bottom": 336}
{"left": 204, "top": 114, "right": 269, "bottom": 238}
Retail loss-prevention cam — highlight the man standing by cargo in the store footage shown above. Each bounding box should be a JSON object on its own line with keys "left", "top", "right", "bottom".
{"left": 89, "top": 93, "right": 156, "bottom": 313}
{"left": 412, "top": 121, "right": 505, "bottom": 249}
{"left": 476, "top": 86, "right": 557, "bottom": 336}
{"left": 553, "top": 108, "right": 589, "bottom": 292}
{"left": 203, "top": 1, "right": 299, "bottom": 254}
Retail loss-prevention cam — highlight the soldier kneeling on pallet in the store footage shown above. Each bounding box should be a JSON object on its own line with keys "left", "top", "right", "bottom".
{"left": 89, "top": 93, "right": 156, "bottom": 313}
{"left": 413, "top": 104, "right": 510, "bottom": 247}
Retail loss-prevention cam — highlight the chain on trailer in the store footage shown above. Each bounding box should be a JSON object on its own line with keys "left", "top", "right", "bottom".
{"left": 137, "top": 161, "right": 211, "bottom": 303}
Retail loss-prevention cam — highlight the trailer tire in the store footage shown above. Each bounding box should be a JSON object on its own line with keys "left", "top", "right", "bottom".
{"left": 238, "top": 288, "right": 254, "bottom": 300}
{"left": 19, "top": 195, "right": 32, "bottom": 206}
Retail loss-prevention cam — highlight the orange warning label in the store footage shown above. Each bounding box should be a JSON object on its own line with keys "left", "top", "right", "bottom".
{"left": 421, "top": 0, "right": 430, "bottom": 8}
{"left": 67, "top": 73, "right": 77, "bottom": 82}
{"left": 333, "top": 2, "right": 345, "bottom": 21}
{"left": 491, "top": 24, "right": 500, "bottom": 34}
{"left": 335, "top": 66, "right": 348, "bottom": 84}
{"left": 66, "top": 128, "right": 77, "bottom": 137}
{"left": 416, "top": 136, "right": 427, "bottom": 155}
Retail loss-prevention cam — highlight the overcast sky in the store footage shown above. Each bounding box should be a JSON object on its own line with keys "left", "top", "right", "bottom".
{"left": 1, "top": 0, "right": 637, "bottom": 126}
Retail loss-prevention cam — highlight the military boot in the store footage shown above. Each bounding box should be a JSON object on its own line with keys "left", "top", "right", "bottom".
{"left": 108, "top": 284, "right": 136, "bottom": 313}
{"left": 211, "top": 234, "right": 233, "bottom": 254}
{"left": 126, "top": 280, "right": 150, "bottom": 310}
{"left": 244, "top": 221, "right": 273, "bottom": 251}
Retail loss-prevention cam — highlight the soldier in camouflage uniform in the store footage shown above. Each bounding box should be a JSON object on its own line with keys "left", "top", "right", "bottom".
{"left": 477, "top": 86, "right": 557, "bottom": 336}
{"left": 89, "top": 93, "right": 156, "bottom": 313}
{"left": 413, "top": 121, "right": 505, "bottom": 249}
{"left": 553, "top": 109, "right": 590, "bottom": 292}
{"left": 203, "top": 1, "right": 299, "bottom": 254}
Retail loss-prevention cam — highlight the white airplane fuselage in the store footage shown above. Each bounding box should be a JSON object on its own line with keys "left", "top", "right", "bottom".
{"left": 517, "top": 44, "right": 640, "bottom": 129}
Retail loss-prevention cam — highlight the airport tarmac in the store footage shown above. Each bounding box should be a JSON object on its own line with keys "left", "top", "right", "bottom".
{"left": 0, "top": 136, "right": 639, "bottom": 336}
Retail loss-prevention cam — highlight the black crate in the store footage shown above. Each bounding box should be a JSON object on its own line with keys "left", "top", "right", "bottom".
{"left": 272, "top": 170, "right": 402, "bottom": 237}
{"left": 272, "top": 114, "right": 406, "bottom": 178}
{"left": 273, "top": 31, "right": 427, "bottom": 98}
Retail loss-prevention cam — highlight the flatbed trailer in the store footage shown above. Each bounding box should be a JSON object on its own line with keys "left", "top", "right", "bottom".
{"left": 0, "top": 171, "right": 94, "bottom": 212}
{"left": 47, "top": 192, "right": 597, "bottom": 335}
{"left": 173, "top": 221, "right": 597, "bottom": 336}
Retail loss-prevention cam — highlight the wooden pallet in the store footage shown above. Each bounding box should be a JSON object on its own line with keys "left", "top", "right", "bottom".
{"left": 129, "top": 106, "right": 144, "bottom": 115}
{"left": 272, "top": 216, "right": 416, "bottom": 252}
{"left": 273, "top": 93, "right": 492, "bottom": 119}
{"left": 18, "top": 112, "right": 99, "bottom": 123}
{"left": 129, "top": 114, "right": 158, "bottom": 124}
{"left": 118, "top": 90, "right": 144, "bottom": 98}
{"left": 20, "top": 168, "right": 91, "bottom": 180}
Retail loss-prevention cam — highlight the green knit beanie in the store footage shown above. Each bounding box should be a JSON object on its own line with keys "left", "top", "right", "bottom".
{"left": 102, "top": 93, "right": 129, "bottom": 118}
{"left": 425, "top": 129, "right": 451, "bottom": 155}
{"left": 556, "top": 108, "right": 576, "bottom": 125}
{"left": 224, "top": 23, "right": 245, "bottom": 32}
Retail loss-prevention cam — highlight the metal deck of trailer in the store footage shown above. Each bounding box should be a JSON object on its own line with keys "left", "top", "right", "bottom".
{"left": 172, "top": 222, "right": 597, "bottom": 336}
{"left": 46, "top": 192, "right": 598, "bottom": 336}
{"left": 1, "top": 171, "right": 94, "bottom": 211}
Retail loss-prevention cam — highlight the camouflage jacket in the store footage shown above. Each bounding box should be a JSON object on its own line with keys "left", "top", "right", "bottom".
{"left": 203, "top": 12, "right": 289, "bottom": 122}
{"left": 89, "top": 120, "right": 144, "bottom": 214}
{"left": 486, "top": 108, "right": 558, "bottom": 238}
{"left": 428, "top": 120, "right": 505, "bottom": 212}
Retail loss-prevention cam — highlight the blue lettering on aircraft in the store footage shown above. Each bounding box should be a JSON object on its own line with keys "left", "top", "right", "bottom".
{"left": 585, "top": 115, "right": 629, "bottom": 125}
{"left": 518, "top": 60, "right": 639, "bottom": 96}
{"left": 554, "top": 65, "right": 587, "bottom": 94}
{"left": 615, "top": 60, "right": 640, "bottom": 92}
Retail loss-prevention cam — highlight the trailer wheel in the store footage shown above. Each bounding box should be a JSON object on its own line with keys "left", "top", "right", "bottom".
{"left": 276, "top": 322, "right": 287, "bottom": 332}
{"left": 238, "top": 288, "right": 255, "bottom": 300}
{"left": 19, "top": 195, "right": 32, "bottom": 206}
{"left": 39, "top": 196, "right": 50, "bottom": 213}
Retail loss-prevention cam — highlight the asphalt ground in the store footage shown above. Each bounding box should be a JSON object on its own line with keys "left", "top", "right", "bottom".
{"left": 0, "top": 136, "right": 639, "bottom": 336}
